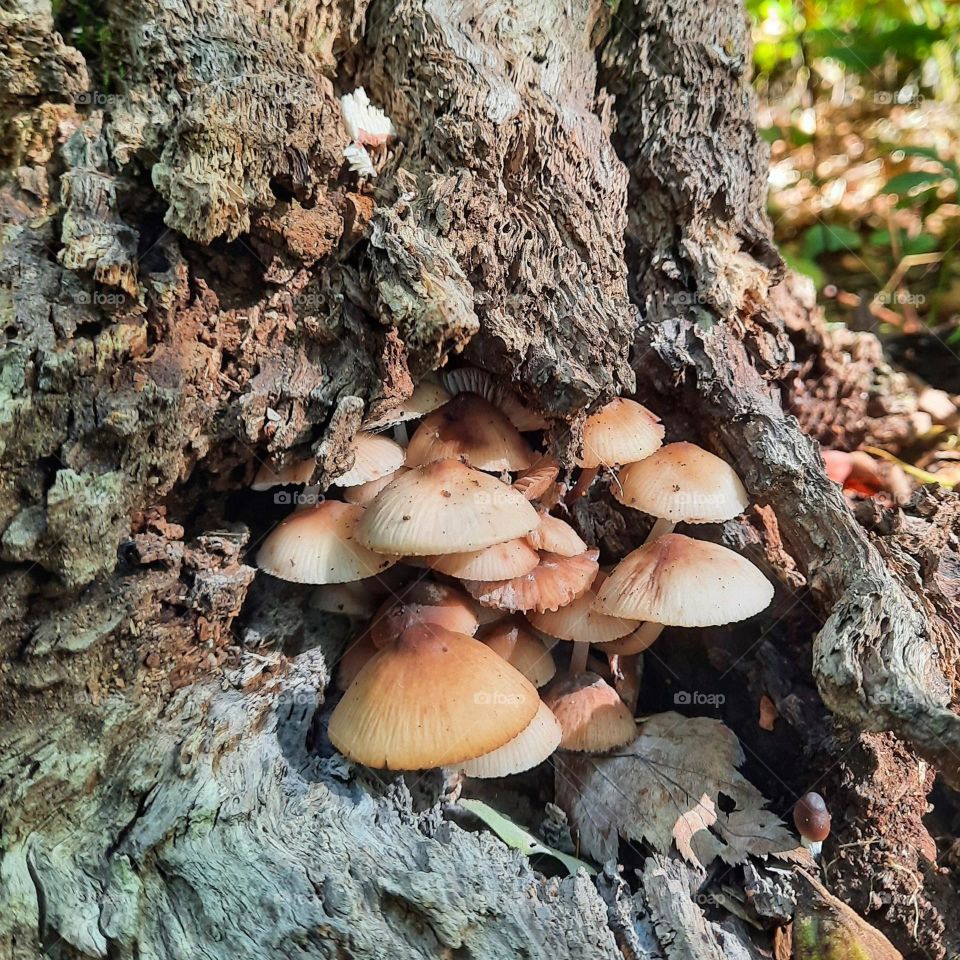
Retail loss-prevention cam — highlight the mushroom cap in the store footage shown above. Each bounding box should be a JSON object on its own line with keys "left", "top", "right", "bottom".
{"left": 461, "top": 702, "right": 561, "bottom": 777}
{"left": 257, "top": 502, "right": 397, "bottom": 584}
{"left": 333, "top": 433, "right": 406, "bottom": 487}
{"left": 311, "top": 580, "right": 381, "bottom": 617}
{"left": 406, "top": 393, "right": 535, "bottom": 472}
{"left": 442, "top": 367, "right": 547, "bottom": 431}
{"left": 357, "top": 459, "right": 540, "bottom": 555}
{"left": 423, "top": 538, "right": 539, "bottom": 580}
{"left": 613, "top": 441, "right": 748, "bottom": 523}
{"left": 479, "top": 617, "right": 556, "bottom": 687}
{"left": 328, "top": 624, "right": 539, "bottom": 770}
{"left": 367, "top": 581, "right": 479, "bottom": 647}
{"left": 595, "top": 533, "right": 774, "bottom": 626}
{"left": 364, "top": 378, "right": 450, "bottom": 429}
{"left": 513, "top": 456, "right": 560, "bottom": 501}
{"left": 528, "top": 572, "right": 635, "bottom": 645}
{"left": 336, "top": 631, "right": 378, "bottom": 691}
{"left": 577, "top": 398, "right": 664, "bottom": 468}
{"left": 251, "top": 457, "right": 315, "bottom": 491}
{"left": 794, "top": 792, "right": 831, "bottom": 843}
{"left": 542, "top": 673, "right": 636, "bottom": 753}
{"left": 464, "top": 548, "right": 599, "bottom": 614}
{"left": 343, "top": 467, "right": 410, "bottom": 505}
{"left": 525, "top": 512, "right": 588, "bottom": 557}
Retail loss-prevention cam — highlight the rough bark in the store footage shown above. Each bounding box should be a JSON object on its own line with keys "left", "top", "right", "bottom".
{"left": 1, "top": 0, "right": 958, "bottom": 958}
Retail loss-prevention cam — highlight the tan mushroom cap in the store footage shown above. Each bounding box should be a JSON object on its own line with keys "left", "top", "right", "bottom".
{"left": 461, "top": 702, "right": 562, "bottom": 778}
{"left": 595, "top": 533, "right": 774, "bottom": 625}
{"left": 312, "top": 580, "right": 381, "bottom": 617}
{"left": 442, "top": 367, "right": 547, "bottom": 431}
{"left": 343, "top": 467, "right": 410, "bottom": 505}
{"left": 513, "top": 456, "right": 560, "bottom": 501}
{"left": 328, "top": 624, "right": 539, "bottom": 770}
{"left": 357, "top": 459, "right": 539, "bottom": 555}
{"left": 336, "top": 631, "right": 378, "bottom": 691}
{"left": 613, "top": 441, "right": 748, "bottom": 523}
{"left": 406, "top": 394, "right": 535, "bottom": 472}
{"left": 367, "top": 581, "right": 479, "bottom": 647}
{"left": 577, "top": 398, "right": 664, "bottom": 468}
{"left": 363, "top": 378, "right": 451, "bottom": 429}
{"left": 525, "top": 512, "right": 588, "bottom": 557}
{"left": 423, "top": 538, "right": 539, "bottom": 580}
{"left": 479, "top": 616, "right": 556, "bottom": 687}
{"left": 542, "top": 672, "right": 636, "bottom": 753}
{"left": 251, "top": 457, "right": 315, "bottom": 491}
{"left": 528, "top": 571, "right": 635, "bottom": 645}
{"left": 333, "top": 433, "right": 406, "bottom": 487}
{"left": 257, "top": 502, "right": 397, "bottom": 584}
{"left": 463, "top": 548, "right": 599, "bottom": 614}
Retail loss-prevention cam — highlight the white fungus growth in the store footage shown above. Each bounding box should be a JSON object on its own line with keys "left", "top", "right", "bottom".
{"left": 343, "top": 143, "right": 378, "bottom": 178}
{"left": 340, "top": 87, "right": 395, "bottom": 146}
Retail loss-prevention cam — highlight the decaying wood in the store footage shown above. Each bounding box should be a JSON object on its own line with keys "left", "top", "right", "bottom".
{"left": 1, "top": 0, "right": 959, "bottom": 957}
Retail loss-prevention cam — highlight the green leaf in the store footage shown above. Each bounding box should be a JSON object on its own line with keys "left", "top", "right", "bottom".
{"left": 781, "top": 250, "right": 826, "bottom": 287}
{"left": 903, "top": 233, "right": 941, "bottom": 255}
{"left": 802, "top": 224, "right": 862, "bottom": 260}
{"left": 880, "top": 170, "right": 947, "bottom": 196}
{"left": 459, "top": 799, "right": 596, "bottom": 876}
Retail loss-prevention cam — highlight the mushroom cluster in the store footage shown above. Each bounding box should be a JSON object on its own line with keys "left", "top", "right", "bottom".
{"left": 252, "top": 371, "right": 775, "bottom": 778}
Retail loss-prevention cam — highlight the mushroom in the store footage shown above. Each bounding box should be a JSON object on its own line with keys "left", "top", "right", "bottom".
{"left": 441, "top": 367, "right": 547, "bottom": 431}
{"left": 251, "top": 456, "right": 315, "bottom": 491}
{"left": 357, "top": 459, "right": 540, "bottom": 555}
{"left": 612, "top": 441, "right": 748, "bottom": 541}
{"left": 406, "top": 393, "right": 535, "bottom": 472}
{"left": 595, "top": 533, "right": 774, "bottom": 649}
{"left": 577, "top": 397, "right": 664, "bottom": 469}
{"left": 363, "top": 378, "right": 450, "bottom": 430}
{"left": 542, "top": 672, "right": 636, "bottom": 752}
{"left": 327, "top": 624, "right": 539, "bottom": 770}
{"left": 332, "top": 432, "right": 406, "bottom": 487}
{"left": 342, "top": 467, "right": 410, "bottom": 505}
{"left": 366, "top": 581, "right": 479, "bottom": 647}
{"left": 461, "top": 701, "right": 562, "bottom": 778}
{"left": 479, "top": 616, "right": 556, "bottom": 687}
{"left": 528, "top": 570, "right": 635, "bottom": 676}
{"left": 570, "top": 398, "right": 664, "bottom": 500}
{"left": 336, "top": 631, "right": 378, "bottom": 691}
{"left": 513, "top": 455, "right": 560, "bottom": 501}
{"left": 257, "top": 501, "right": 397, "bottom": 584}
{"left": 793, "top": 791, "right": 831, "bottom": 858}
{"left": 525, "top": 512, "right": 588, "bottom": 556}
{"left": 423, "top": 538, "right": 540, "bottom": 580}
{"left": 311, "top": 580, "right": 383, "bottom": 617}
{"left": 463, "top": 548, "right": 599, "bottom": 614}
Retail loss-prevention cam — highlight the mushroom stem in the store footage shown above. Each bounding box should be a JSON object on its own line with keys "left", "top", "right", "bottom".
{"left": 644, "top": 517, "right": 675, "bottom": 543}
{"left": 613, "top": 654, "right": 641, "bottom": 712}
{"left": 801, "top": 837, "right": 823, "bottom": 860}
{"left": 392, "top": 423, "right": 409, "bottom": 445}
{"left": 566, "top": 466, "right": 599, "bottom": 503}
{"left": 569, "top": 640, "right": 590, "bottom": 676}
{"left": 631, "top": 620, "right": 666, "bottom": 650}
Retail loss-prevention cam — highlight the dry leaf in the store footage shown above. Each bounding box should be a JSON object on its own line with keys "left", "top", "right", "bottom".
{"left": 555, "top": 711, "right": 804, "bottom": 866}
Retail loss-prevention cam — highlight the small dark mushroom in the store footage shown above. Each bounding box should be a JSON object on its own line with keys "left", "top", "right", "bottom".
{"left": 794, "top": 791, "right": 831, "bottom": 856}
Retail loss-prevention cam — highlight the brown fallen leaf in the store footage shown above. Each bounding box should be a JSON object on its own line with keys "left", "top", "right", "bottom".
{"left": 555, "top": 712, "right": 805, "bottom": 866}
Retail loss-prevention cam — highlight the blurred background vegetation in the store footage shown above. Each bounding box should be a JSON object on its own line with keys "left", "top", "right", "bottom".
{"left": 748, "top": 0, "right": 960, "bottom": 348}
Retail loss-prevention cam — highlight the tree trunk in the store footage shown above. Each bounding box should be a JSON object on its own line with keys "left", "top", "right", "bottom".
{"left": 1, "top": 0, "right": 958, "bottom": 958}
